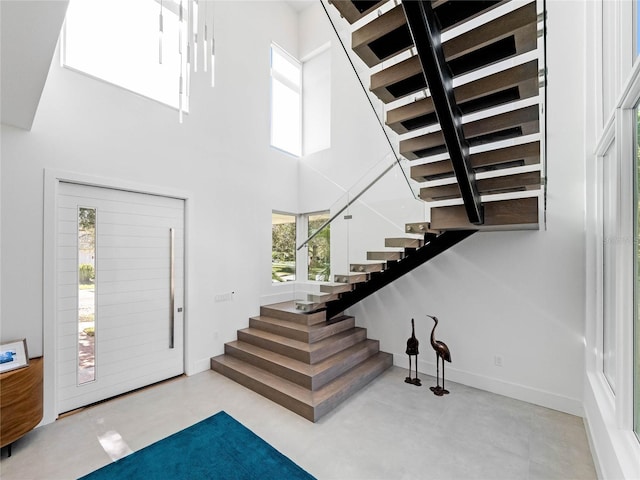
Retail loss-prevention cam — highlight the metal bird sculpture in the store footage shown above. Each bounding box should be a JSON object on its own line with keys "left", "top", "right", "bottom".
{"left": 405, "top": 318, "right": 421, "bottom": 386}
{"left": 427, "top": 315, "right": 451, "bottom": 396}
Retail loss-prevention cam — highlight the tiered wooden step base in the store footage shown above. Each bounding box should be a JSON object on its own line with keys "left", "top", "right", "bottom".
{"left": 211, "top": 302, "right": 392, "bottom": 422}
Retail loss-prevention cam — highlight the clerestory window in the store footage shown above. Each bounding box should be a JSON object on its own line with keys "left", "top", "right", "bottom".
{"left": 270, "top": 43, "right": 302, "bottom": 157}
{"left": 62, "top": 0, "right": 188, "bottom": 111}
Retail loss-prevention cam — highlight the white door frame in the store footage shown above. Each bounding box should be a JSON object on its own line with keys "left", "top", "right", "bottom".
{"left": 43, "top": 169, "right": 191, "bottom": 424}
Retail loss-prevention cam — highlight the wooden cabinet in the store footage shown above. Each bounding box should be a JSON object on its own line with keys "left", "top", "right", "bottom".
{"left": 0, "top": 357, "right": 44, "bottom": 450}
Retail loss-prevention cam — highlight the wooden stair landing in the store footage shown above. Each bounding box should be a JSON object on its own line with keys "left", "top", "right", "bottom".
{"left": 211, "top": 301, "right": 392, "bottom": 422}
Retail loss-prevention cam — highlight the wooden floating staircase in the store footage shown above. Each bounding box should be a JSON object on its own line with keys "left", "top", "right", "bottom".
{"left": 211, "top": 302, "right": 392, "bottom": 422}
{"left": 213, "top": 0, "right": 544, "bottom": 421}
{"left": 331, "top": 0, "right": 543, "bottom": 231}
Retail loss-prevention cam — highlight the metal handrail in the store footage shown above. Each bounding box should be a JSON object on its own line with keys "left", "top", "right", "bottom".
{"left": 296, "top": 161, "right": 396, "bottom": 250}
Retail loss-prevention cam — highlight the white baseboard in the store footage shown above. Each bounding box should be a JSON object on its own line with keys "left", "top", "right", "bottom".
{"left": 188, "top": 357, "right": 214, "bottom": 376}
{"left": 392, "top": 353, "right": 583, "bottom": 417}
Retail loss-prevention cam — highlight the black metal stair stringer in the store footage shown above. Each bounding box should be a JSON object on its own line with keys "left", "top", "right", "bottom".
{"left": 401, "top": 0, "right": 484, "bottom": 225}
{"left": 325, "top": 230, "right": 477, "bottom": 319}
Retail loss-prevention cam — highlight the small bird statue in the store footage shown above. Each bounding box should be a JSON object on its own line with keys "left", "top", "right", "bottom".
{"left": 405, "top": 318, "right": 421, "bottom": 386}
{"left": 427, "top": 315, "right": 451, "bottom": 396}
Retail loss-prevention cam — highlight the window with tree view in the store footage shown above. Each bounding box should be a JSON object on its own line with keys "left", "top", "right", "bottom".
{"left": 78, "top": 207, "right": 96, "bottom": 385}
{"left": 307, "top": 212, "right": 330, "bottom": 281}
{"left": 272, "top": 212, "right": 296, "bottom": 283}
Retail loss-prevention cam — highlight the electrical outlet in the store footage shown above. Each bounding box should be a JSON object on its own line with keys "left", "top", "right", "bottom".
{"left": 494, "top": 355, "right": 503, "bottom": 367}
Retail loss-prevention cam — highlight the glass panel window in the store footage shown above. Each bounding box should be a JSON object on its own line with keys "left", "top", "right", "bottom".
{"left": 272, "top": 212, "right": 296, "bottom": 283}
{"left": 63, "top": 0, "right": 187, "bottom": 111}
{"left": 78, "top": 207, "right": 96, "bottom": 385}
{"left": 270, "top": 44, "right": 302, "bottom": 156}
{"left": 307, "top": 212, "right": 330, "bottom": 281}
{"left": 602, "top": 145, "right": 617, "bottom": 393}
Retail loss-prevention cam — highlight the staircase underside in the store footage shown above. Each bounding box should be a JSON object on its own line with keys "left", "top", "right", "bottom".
{"left": 330, "top": 0, "right": 544, "bottom": 232}
{"left": 211, "top": 302, "right": 392, "bottom": 422}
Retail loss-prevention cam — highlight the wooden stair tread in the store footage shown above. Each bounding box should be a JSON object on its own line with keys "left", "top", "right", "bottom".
{"left": 400, "top": 105, "right": 539, "bottom": 160}
{"left": 328, "top": 0, "right": 386, "bottom": 24}
{"left": 384, "top": 237, "right": 424, "bottom": 248}
{"left": 386, "top": 60, "right": 539, "bottom": 134}
{"left": 251, "top": 315, "right": 309, "bottom": 333}
{"left": 250, "top": 315, "right": 356, "bottom": 343}
{"left": 370, "top": 56, "right": 423, "bottom": 103}
{"left": 350, "top": 262, "right": 386, "bottom": 273}
{"left": 420, "top": 171, "right": 541, "bottom": 201}
{"left": 370, "top": 3, "right": 538, "bottom": 103}
{"left": 238, "top": 326, "right": 368, "bottom": 364}
{"left": 411, "top": 141, "right": 540, "bottom": 181}
{"left": 432, "top": 0, "right": 509, "bottom": 33}
{"left": 260, "top": 301, "right": 327, "bottom": 326}
{"left": 240, "top": 326, "right": 363, "bottom": 353}
{"left": 352, "top": 4, "right": 412, "bottom": 68}
{"left": 443, "top": 2, "right": 537, "bottom": 64}
{"left": 430, "top": 197, "right": 539, "bottom": 230}
{"left": 319, "top": 282, "right": 353, "bottom": 294}
{"left": 352, "top": 0, "right": 513, "bottom": 69}
{"left": 224, "top": 338, "right": 381, "bottom": 382}
{"left": 211, "top": 353, "right": 313, "bottom": 403}
{"left": 367, "top": 250, "right": 403, "bottom": 261}
{"left": 334, "top": 273, "right": 368, "bottom": 284}
{"left": 310, "top": 351, "right": 393, "bottom": 418}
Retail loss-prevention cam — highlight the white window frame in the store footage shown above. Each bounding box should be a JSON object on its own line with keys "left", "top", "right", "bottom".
{"left": 584, "top": 1, "right": 640, "bottom": 477}
{"left": 596, "top": 132, "right": 619, "bottom": 394}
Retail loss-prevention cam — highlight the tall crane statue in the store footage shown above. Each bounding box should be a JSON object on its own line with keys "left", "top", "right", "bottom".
{"left": 427, "top": 315, "right": 451, "bottom": 396}
{"left": 405, "top": 318, "right": 421, "bottom": 386}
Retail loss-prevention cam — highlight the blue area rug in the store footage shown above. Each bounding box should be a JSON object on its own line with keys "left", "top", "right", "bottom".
{"left": 79, "top": 411, "right": 315, "bottom": 480}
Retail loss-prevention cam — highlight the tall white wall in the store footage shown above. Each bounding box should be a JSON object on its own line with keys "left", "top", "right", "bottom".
{"left": 1, "top": 1, "right": 300, "bottom": 387}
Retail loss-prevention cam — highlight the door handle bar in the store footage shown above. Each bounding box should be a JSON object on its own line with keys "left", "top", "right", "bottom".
{"left": 169, "top": 228, "right": 175, "bottom": 349}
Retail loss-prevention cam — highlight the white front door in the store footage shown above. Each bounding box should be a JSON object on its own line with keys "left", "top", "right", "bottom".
{"left": 56, "top": 182, "right": 185, "bottom": 413}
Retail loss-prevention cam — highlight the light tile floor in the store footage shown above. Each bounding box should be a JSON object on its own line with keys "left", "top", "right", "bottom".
{"left": 0, "top": 367, "right": 597, "bottom": 480}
